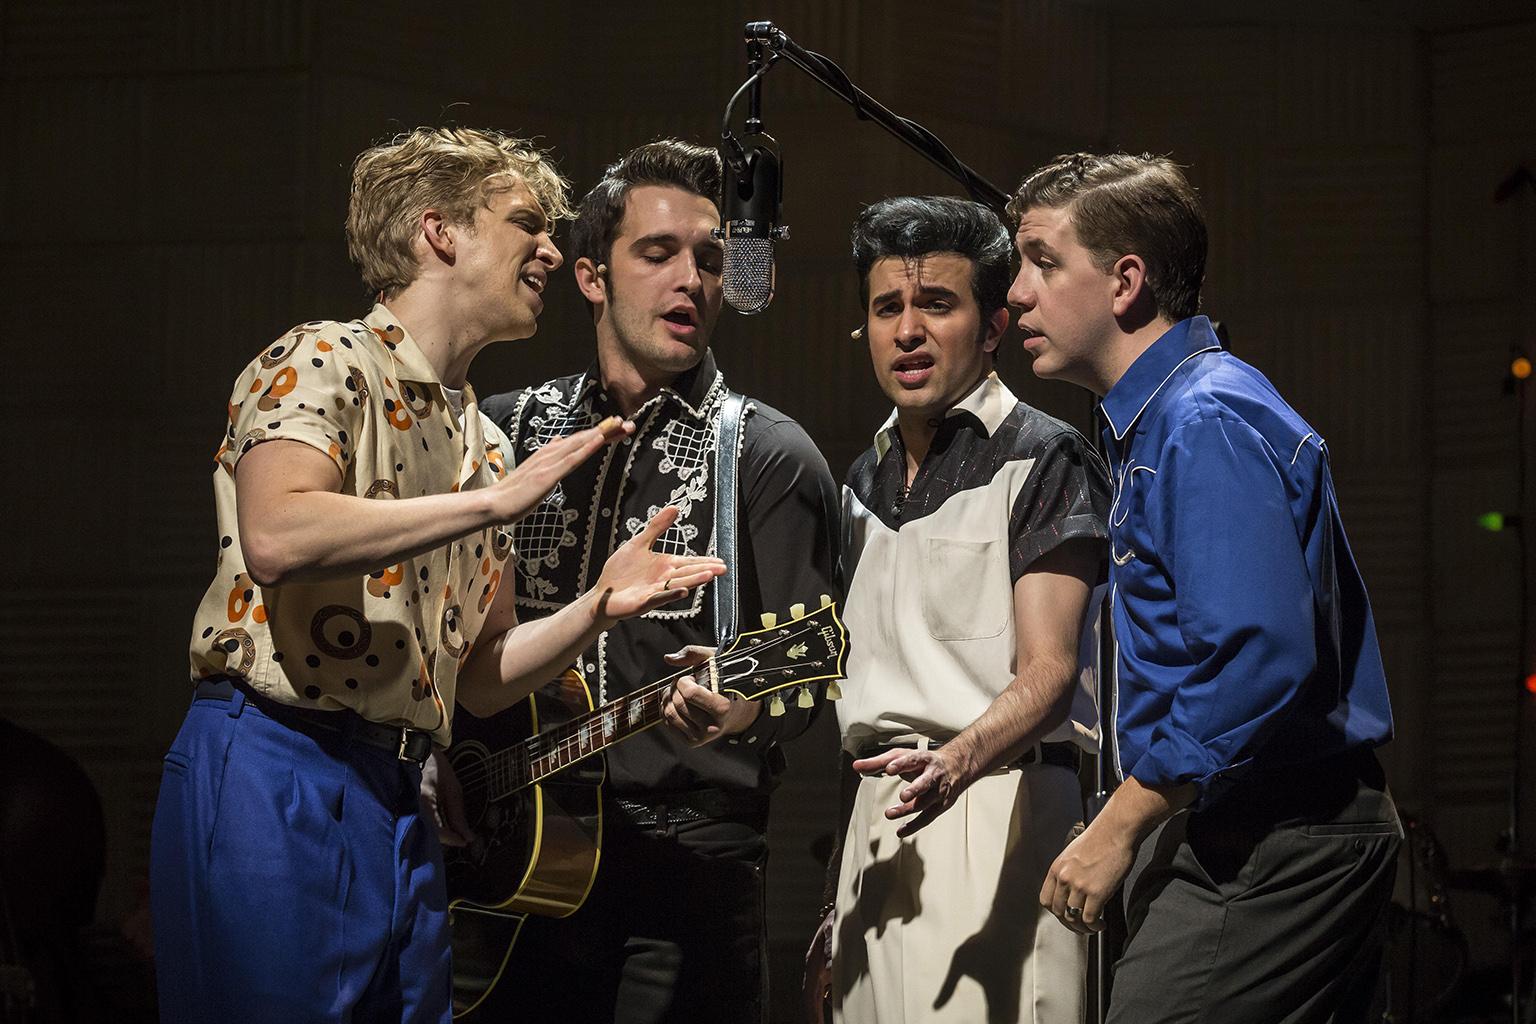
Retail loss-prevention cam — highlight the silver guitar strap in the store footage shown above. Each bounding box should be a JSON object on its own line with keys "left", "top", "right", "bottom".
{"left": 711, "top": 391, "right": 747, "bottom": 648}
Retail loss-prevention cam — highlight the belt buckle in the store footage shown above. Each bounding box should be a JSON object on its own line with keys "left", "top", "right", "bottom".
{"left": 396, "top": 728, "right": 427, "bottom": 766}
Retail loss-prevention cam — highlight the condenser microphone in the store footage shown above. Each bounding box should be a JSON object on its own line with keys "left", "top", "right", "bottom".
{"left": 718, "top": 135, "right": 788, "bottom": 315}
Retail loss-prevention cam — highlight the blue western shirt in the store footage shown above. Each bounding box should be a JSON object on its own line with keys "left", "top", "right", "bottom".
{"left": 1101, "top": 316, "right": 1393, "bottom": 808}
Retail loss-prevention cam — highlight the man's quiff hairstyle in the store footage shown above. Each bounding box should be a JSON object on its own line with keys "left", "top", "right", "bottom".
{"left": 568, "top": 139, "right": 722, "bottom": 269}
{"left": 1008, "top": 153, "right": 1207, "bottom": 322}
{"left": 346, "top": 126, "right": 574, "bottom": 299}
{"left": 850, "top": 195, "right": 1012, "bottom": 317}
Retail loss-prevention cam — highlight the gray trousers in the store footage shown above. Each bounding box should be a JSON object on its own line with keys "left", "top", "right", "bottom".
{"left": 1107, "top": 750, "right": 1401, "bottom": 1024}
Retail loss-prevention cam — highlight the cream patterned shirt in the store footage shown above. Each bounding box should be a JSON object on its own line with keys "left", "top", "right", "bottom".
{"left": 187, "top": 303, "right": 511, "bottom": 745}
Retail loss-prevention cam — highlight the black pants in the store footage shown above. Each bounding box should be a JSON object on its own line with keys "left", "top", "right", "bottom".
{"left": 478, "top": 801, "right": 769, "bottom": 1024}
{"left": 1108, "top": 750, "right": 1401, "bottom": 1024}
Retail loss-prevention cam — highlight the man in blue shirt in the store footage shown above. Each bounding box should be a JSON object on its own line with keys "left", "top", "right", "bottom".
{"left": 1007, "top": 152, "right": 1400, "bottom": 1023}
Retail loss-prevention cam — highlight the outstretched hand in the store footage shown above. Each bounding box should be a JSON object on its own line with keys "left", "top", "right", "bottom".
{"left": 489, "top": 415, "right": 633, "bottom": 524}
{"left": 850, "top": 745, "right": 977, "bottom": 839}
{"left": 590, "top": 506, "right": 727, "bottom": 628}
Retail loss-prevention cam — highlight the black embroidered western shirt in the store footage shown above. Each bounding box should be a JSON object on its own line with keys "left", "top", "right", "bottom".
{"left": 480, "top": 350, "right": 841, "bottom": 798}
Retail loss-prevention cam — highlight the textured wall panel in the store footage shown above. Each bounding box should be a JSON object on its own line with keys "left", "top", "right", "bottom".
{"left": 0, "top": 78, "right": 143, "bottom": 243}
{"left": 140, "top": 74, "right": 309, "bottom": 242}
{"left": 1005, "top": 0, "right": 1109, "bottom": 140}
{"left": 1261, "top": 150, "right": 1424, "bottom": 301}
{"left": 1431, "top": 465, "right": 1524, "bottom": 628}
{"left": 1333, "top": 476, "right": 1427, "bottom": 632}
{"left": 1430, "top": 299, "right": 1524, "bottom": 467}
{"left": 1109, "top": 24, "right": 1275, "bottom": 143}
{"left": 1273, "top": 26, "right": 1423, "bottom": 148}
{"left": 1, "top": 0, "right": 163, "bottom": 77}
{"left": 1430, "top": 625, "right": 1519, "bottom": 800}
{"left": 153, "top": 241, "right": 315, "bottom": 393}
{"left": 1169, "top": 144, "right": 1268, "bottom": 307}
{"left": 1376, "top": 629, "right": 1428, "bottom": 805}
{"left": 1242, "top": 301, "right": 1425, "bottom": 467}
{"left": 1432, "top": 21, "right": 1536, "bottom": 144}
{"left": 0, "top": 591, "right": 144, "bottom": 756}
{"left": 168, "top": 0, "right": 310, "bottom": 71}
{"left": 1428, "top": 143, "right": 1534, "bottom": 305}
{"left": 83, "top": 756, "right": 166, "bottom": 921}
{"left": 764, "top": 714, "right": 839, "bottom": 940}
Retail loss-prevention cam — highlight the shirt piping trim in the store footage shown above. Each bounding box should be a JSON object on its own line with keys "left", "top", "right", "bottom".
{"left": 1105, "top": 345, "right": 1222, "bottom": 441}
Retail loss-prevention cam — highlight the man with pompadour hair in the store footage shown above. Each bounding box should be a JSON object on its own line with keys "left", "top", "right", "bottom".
{"left": 150, "top": 125, "right": 726, "bottom": 1023}
{"left": 1012, "top": 152, "right": 1399, "bottom": 1023}
{"left": 470, "top": 137, "right": 840, "bottom": 1023}
{"left": 803, "top": 194, "right": 1110, "bottom": 1024}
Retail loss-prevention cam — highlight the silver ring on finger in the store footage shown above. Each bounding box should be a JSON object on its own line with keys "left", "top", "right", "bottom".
{"left": 1064, "top": 905, "right": 1082, "bottom": 920}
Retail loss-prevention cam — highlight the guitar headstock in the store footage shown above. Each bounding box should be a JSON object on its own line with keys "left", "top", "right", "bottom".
{"left": 713, "top": 596, "right": 848, "bottom": 712}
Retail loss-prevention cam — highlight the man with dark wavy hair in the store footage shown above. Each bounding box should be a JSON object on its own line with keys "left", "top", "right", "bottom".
{"left": 474, "top": 139, "right": 840, "bottom": 1023}
{"left": 804, "top": 195, "right": 1110, "bottom": 1024}
{"left": 1012, "top": 152, "right": 1400, "bottom": 1023}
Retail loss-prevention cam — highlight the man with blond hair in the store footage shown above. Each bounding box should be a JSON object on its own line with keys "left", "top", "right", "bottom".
{"left": 150, "top": 127, "right": 725, "bottom": 1023}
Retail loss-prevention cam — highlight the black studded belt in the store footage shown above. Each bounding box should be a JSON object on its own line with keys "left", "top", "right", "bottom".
{"left": 193, "top": 677, "right": 434, "bottom": 768}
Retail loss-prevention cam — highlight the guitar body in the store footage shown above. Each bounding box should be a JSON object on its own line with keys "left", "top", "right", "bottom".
{"left": 441, "top": 599, "right": 848, "bottom": 1018}
{"left": 445, "top": 669, "right": 604, "bottom": 1016}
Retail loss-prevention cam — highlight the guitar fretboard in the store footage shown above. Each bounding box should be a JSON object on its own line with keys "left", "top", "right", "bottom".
{"left": 481, "top": 660, "right": 718, "bottom": 800}
{"left": 458, "top": 605, "right": 843, "bottom": 806}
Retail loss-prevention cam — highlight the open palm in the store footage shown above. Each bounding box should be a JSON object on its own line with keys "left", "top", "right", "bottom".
{"left": 591, "top": 506, "right": 727, "bottom": 626}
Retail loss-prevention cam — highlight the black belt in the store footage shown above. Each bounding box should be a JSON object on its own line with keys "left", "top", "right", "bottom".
{"left": 193, "top": 677, "right": 434, "bottom": 768}
{"left": 612, "top": 789, "right": 768, "bottom": 830}
{"left": 858, "top": 739, "right": 1081, "bottom": 773}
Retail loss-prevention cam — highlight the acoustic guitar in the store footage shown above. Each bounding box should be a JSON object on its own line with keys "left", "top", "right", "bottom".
{"left": 444, "top": 596, "right": 847, "bottom": 1017}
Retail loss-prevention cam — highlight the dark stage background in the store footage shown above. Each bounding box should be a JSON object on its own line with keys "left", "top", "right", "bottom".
{"left": 4, "top": 0, "right": 1536, "bottom": 1019}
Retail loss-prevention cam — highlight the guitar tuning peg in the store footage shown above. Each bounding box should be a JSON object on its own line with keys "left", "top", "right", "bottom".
{"left": 820, "top": 593, "right": 833, "bottom": 608}
{"left": 796, "top": 685, "right": 815, "bottom": 709}
{"left": 790, "top": 602, "right": 806, "bottom": 620}
{"left": 769, "top": 693, "right": 786, "bottom": 717}
{"left": 825, "top": 679, "right": 843, "bottom": 701}
{"left": 760, "top": 612, "right": 778, "bottom": 628}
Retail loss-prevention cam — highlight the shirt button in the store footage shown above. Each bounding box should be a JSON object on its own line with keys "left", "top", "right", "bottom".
{"left": 600, "top": 508, "right": 612, "bottom": 518}
{"left": 585, "top": 662, "right": 596, "bottom": 674}
{"left": 622, "top": 437, "right": 633, "bottom": 445}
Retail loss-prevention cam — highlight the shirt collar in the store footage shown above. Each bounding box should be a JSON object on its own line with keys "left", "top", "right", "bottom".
{"left": 1100, "top": 316, "right": 1222, "bottom": 441}
{"left": 365, "top": 302, "right": 441, "bottom": 386}
{"left": 873, "top": 371, "right": 1014, "bottom": 461}
{"left": 583, "top": 349, "right": 722, "bottom": 419}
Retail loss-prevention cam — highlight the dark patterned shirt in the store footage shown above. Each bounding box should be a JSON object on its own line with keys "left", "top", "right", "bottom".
{"left": 481, "top": 350, "right": 840, "bottom": 797}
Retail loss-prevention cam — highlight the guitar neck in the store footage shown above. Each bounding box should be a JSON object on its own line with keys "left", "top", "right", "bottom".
{"left": 476, "top": 603, "right": 844, "bottom": 802}
{"left": 492, "top": 660, "right": 717, "bottom": 796}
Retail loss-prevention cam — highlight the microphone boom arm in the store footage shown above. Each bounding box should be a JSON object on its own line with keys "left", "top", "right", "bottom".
{"left": 738, "top": 21, "right": 1011, "bottom": 217}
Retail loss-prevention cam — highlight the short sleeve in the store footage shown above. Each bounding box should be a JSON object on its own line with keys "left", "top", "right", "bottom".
{"left": 225, "top": 325, "right": 369, "bottom": 476}
{"left": 1007, "top": 431, "right": 1112, "bottom": 581}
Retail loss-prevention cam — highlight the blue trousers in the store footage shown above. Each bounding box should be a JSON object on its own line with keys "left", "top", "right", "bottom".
{"left": 150, "top": 688, "right": 451, "bottom": 1023}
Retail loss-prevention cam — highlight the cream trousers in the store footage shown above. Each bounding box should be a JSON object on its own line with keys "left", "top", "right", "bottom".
{"left": 832, "top": 763, "right": 1087, "bottom": 1024}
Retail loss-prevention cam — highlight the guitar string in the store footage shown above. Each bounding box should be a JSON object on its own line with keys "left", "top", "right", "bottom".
{"left": 452, "top": 617, "right": 838, "bottom": 797}
{"left": 452, "top": 619, "right": 830, "bottom": 796}
{"left": 521, "top": 617, "right": 836, "bottom": 776}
